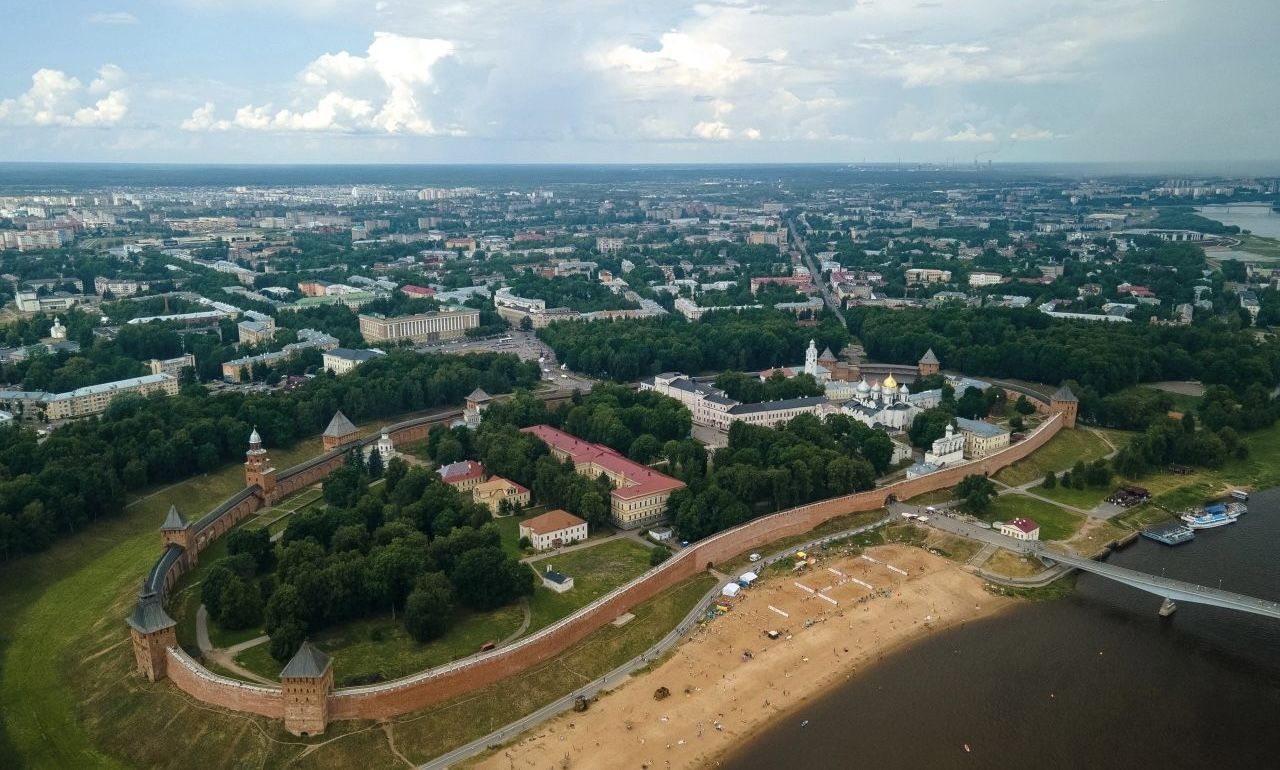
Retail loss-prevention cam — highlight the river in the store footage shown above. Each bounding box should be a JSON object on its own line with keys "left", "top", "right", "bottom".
{"left": 722, "top": 489, "right": 1280, "bottom": 769}
{"left": 1197, "top": 204, "right": 1280, "bottom": 239}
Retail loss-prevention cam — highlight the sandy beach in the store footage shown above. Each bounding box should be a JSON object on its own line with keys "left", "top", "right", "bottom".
{"left": 470, "top": 544, "right": 1011, "bottom": 770}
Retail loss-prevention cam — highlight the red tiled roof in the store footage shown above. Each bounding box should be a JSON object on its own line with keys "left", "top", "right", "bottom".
{"left": 1008, "top": 517, "right": 1039, "bottom": 533}
{"left": 437, "top": 460, "right": 485, "bottom": 484}
{"left": 521, "top": 508, "right": 586, "bottom": 535}
{"left": 520, "top": 425, "right": 686, "bottom": 500}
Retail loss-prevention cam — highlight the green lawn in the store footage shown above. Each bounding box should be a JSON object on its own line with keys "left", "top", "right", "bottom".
{"left": 978, "top": 494, "right": 1086, "bottom": 542}
{"left": 993, "top": 428, "right": 1115, "bottom": 487}
{"left": 0, "top": 436, "right": 323, "bottom": 770}
{"left": 524, "top": 538, "right": 653, "bottom": 633}
{"left": 1233, "top": 233, "right": 1280, "bottom": 259}
{"left": 235, "top": 603, "right": 526, "bottom": 686}
{"left": 1033, "top": 482, "right": 1111, "bottom": 509}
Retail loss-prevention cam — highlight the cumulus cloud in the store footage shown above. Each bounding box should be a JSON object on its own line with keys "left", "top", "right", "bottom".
{"left": 0, "top": 65, "right": 130, "bottom": 127}
{"left": 183, "top": 31, "right": 457, "bottom": 134}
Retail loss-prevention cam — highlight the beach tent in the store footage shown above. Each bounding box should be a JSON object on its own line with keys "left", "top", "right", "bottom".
{"left": 739, "top": 571, "right": 759, "bottom": 586}
{"left": 721, "top": 583, "right": 741, "bottom": 598}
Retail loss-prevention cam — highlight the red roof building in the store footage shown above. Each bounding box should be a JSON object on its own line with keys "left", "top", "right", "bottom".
{"left": 521, "top": 425, "right": 685, "bottom": 529}
{"left": 400, "top": 284, "right": 436, "bottom": 298}
{"left": 436, "top": 459, "right": 485, "bottom": 491}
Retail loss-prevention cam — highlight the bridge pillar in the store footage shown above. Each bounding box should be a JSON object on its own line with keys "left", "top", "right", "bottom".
{"left": 1158, "top": 597, "right": 1177, "bottom": 617}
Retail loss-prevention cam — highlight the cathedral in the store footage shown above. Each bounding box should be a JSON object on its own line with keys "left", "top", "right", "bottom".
{"left": 840, "top": 373, "right": 920, "bottom": 430}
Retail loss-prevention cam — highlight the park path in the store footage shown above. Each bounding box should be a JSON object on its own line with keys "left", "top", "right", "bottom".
{"left": 497, "top": 599, "right": 531, "bottom": 648}
{"left": 521, "top": 533, "right": 623, "bottom": 564}
{"left": 195, "top": 605, "right": 275, "bottom": 685}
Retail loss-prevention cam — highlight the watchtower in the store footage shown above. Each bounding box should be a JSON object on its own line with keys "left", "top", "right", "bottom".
{"left": 281, "top": 641, "right": 333, "bottom": 736}
{"left": 1050, "top": 385, "right": 1078, "bottom": 429}
{"left": 321, "top": 410, "right": 359, "bottom": 452}
{"left": 126, "top": 588, "right": 177, "bottom": 682}
{"left": 244, "top": 426, "right": 278, "bottom": 496}
{"left": 918, "top": 348, "right": 940, "bottom": 377}
{"left": 463, "top": 387, "right": 493, "bottom": 428}
{"left": 159, "top": 504, "right": 192, "bottom": 552}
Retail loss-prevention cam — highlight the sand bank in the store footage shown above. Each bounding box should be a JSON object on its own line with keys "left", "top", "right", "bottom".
{"left": 470, "top": 544, "right": 1011, "bottom": 770}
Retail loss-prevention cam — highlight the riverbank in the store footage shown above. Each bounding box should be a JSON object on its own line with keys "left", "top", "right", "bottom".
{"left": 470, "top": 545, "right": 1010, "bottom": 770}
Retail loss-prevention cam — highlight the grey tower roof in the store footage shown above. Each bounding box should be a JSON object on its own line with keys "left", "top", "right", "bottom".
{"left": 818, "top": 347, "right": 837, "bottom": 362}
{"left": 323, "top": 410, "right": 357, "bottom": 438}
{"left": 1051, "top": 385, "right": 1078, "bottom": 403}
{"left": 466, "top": 387, "right": 493, "bottom": 403}
{"left": 919, "top": 348, "right": 940, "bottom": 365}
{"left": 126, "top": 588, "right": 176, "bottom": 634}
{"left": 280, "top": 640, "right": 332, "bottom": 679}
{"left": 161, "top": 504, "right": 187, "bottom": 531}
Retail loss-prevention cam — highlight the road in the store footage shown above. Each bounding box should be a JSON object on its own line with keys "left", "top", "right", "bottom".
{"left": 418, "top": 513, "right": 894, "bottom": 769}
{"left": 788, "top": 217, "right": 845, "bottom": 324}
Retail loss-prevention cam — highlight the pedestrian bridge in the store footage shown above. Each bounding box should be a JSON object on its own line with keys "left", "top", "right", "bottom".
{"left": 1036, "top": 548, "right": 1280, "bottom": 619}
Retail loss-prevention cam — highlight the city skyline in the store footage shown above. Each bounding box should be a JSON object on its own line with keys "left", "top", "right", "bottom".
{"left": 2, "top": 0, "right": 1278, "bottom": 165}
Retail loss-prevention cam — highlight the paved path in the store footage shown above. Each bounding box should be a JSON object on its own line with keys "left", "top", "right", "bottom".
{"left": 195, "top": 605, "right": 275, "bottom": 685}
{"left": 418, "top": 513, "right": 894, "bottom": 769}
{"left": 991, "top": 427, "right": 1123, "bottom": 520}
{"left": 496, "top": 599, "right": 531, "bottom": 648}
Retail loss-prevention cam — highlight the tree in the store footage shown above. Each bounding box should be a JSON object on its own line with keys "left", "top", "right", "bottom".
{"left": 367, "top": 448, "right": 385, "bottom": 480}
{"left": 1014, "top": 396, "right": 1036, "bottom": 415}
{"left": 576, "top": 489, "right": 608, "bottom": 529}
{"left": 649, "top": 545, "right": 672, "bottom": 566}
{"left": 955, "top": 474, "right": 997, "bottom": 514}
{"left": 956, "top": 387, "right": 987, "bottom": 419}
{"left": 403, "top": 572, "right": 455, "bottom": 642}
{"left": 201, "top": 563, "right": 236, "bottom": 620}
{"left": 1042, "top": 470, "right": 1057, "bottom": 490}
{"left": 217, "top": 575, "right": 264, "bottom": 630}
{"left": 449, "top": 546, "right": 533, "bottom": 610}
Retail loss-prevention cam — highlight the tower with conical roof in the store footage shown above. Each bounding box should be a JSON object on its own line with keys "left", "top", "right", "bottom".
{"left": 126, "top": 586, "right": 177, "bottom": 682}
{"left": 463, "top": 387, "right": 493, "bottom": 428}
{"left": 160, "top": 504, "right": 192, "bottom": 552}
{"left": 281, "top": 641, "right": 333, "bottom": 735}
{"left": 918, "top": 348, "right": 940, "bottom": 377}
{"left": 1050, "top": 385, "right": 1078, "bottom": 428}
{"left": 321, "top": 410, "right": 359, "bottom": 452}
{"left": 244, "top": 426, "right": 277, "bottom": 496}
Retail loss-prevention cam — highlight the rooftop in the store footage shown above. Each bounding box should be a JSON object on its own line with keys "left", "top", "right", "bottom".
{"left": 521, "top": 425, "right": 685, "bottom": 501}
{"left": 323, "top": 410, "right": 357, "bottom": 438}
{"left": 280, "top": 640, "right": 332, "bottom": 679}
{"left": 437, "top": 459, "right": 485, "bottom": 483}
{"left": 521, "top": 508, "right": 587, "bottom": 535}
{"left": 955, "top": 417, "right": 1009, "bottom": 438}
{"left": 1006, "top": 517, "right": 1040, "bottom": 534}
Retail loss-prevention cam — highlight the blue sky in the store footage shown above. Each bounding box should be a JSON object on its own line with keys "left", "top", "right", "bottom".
{"left": 1, "top": 0, "right": 1277, "bottom": 165}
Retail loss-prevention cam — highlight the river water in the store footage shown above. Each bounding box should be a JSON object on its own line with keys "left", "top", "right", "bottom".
{"left": 1197, "top": 203, "right": 1280, "bottom": 239}
{"left": 722, "top": 489, "right": 1280, "bottom": 769}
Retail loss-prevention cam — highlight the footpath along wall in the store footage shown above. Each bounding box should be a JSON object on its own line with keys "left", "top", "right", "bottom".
{"left": 129, "top": 389, "right": 1067, "bottom": 733}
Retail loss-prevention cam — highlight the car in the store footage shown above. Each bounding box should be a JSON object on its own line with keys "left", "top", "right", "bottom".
{"left": 916, "top": 515, "right": 930, "bottom": 523}
{"left": 748, "top": 553, "right": 761, "bottom": 562}
{"left": 926, "top": 506, "right": 937, "bottom": 513}
{"left": 680, "top": 540, "right": 690, "bottom": 547}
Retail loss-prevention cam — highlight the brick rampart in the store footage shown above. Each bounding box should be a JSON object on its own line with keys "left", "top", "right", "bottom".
{"left": 146, "top": 390, "right": 1063, "bottom": 728}
{"left": 165, "top": 647, "right": 283, "bottom": 718}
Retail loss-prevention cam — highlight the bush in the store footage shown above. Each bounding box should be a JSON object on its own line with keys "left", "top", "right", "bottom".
{"left": 649, "top": 545, "right": 672, "bottom": 566}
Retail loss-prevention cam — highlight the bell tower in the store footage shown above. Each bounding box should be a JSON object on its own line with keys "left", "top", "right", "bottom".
{"left": 245, "top": 427, "right": 278, "bottom": 496}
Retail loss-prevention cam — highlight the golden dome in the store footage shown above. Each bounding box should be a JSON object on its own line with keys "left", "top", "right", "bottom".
{"left": 883, "top": 374, "right": 897, "bottom": 390}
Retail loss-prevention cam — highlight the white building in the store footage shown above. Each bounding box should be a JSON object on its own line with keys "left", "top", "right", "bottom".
{"left": 519, "top": 509, "right": 588, "bottom": 550}
{"left": 322, "top": 347, "right": 385, "bottom": 375}
{"left": 998, "top": 518, "right": 1041, "bottom": 541}
{"left": 924, "top": 423, "right": 965, "bottom": 466}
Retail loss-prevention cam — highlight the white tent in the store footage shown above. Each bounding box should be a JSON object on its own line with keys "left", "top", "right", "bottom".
{"left": 738, "top": 571, "right": 759, "bottom": 585}
{"left": 721, "top": 582, "right": 741, "bottom": 598}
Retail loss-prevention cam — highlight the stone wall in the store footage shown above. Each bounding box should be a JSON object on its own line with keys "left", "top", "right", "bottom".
{"left": 324, "top": 411, "right": 1063, "bottom": 721}
{"left": 147, "top": 388, "right": 1063, "bottom": 728}
{"left": 165, "top": 647, "right": 284, "bottom": 718}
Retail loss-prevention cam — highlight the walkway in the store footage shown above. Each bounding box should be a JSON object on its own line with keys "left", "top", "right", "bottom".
{"left": 1038, "top": 548, "right": 1280, "bottom": 619}
{"left": 790, "top": 217, "right": 846, "bottom": 325}
{"left": 418, "top": 513, "right": 894, "bottom": 769}
{"left": 195, "top": 605, "right": 274, "bottom": 685}
{"left": 520, "top": 533, "right": 623, "bottom": 564}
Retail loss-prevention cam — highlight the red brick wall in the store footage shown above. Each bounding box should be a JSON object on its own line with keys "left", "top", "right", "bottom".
{"left": 152, "top": 396, "right": 1063, "bottom": 727}
{"left": 165, "top": 647, "right": 284, "bottom": 718}
{"left": 325, "top": 413, "right": 1064, "bottom": 721}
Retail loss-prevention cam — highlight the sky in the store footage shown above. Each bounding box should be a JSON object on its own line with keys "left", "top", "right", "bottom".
{"left": 0, "top": 0, "right": 1277, "bottom": 166}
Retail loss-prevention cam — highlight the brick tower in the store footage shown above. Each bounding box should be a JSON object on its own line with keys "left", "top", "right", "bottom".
{"left": 1050, "top": 385, "right": 1078, "bottom": 428}
{"left": 281, "top": 641, "right": 333, "bottom": 736}
{"left": 126, "top": 587, "right": 177, "bottom": 682}
{"left": 244, "top": 426, "right": 278, "bottom": 497}
{"left": 159, "top": 504, "right": 191, "bottom": 550}
{"left": 321, "top": 410, "right": 359, "bottom": 452}
{"left": 918, "top": 348, "right": 940, "bottom": 377}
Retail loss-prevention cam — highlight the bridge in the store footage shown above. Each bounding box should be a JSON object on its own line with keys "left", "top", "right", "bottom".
{"left": 1036, "top": 548, "right": 1280, "bottom": 619}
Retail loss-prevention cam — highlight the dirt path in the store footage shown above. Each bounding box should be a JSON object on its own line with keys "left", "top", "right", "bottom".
{"left": 195, "top": 605, "right": 275, "bottom": 685}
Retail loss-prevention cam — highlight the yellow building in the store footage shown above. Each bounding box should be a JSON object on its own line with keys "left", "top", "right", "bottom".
{"left": 472, "top": 476, "right": 530, "bottom": 514}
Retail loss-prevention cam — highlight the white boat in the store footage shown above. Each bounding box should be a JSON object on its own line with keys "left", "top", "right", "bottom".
{"left": 1180, "top": 511, "right": 1237, "bottom": 530}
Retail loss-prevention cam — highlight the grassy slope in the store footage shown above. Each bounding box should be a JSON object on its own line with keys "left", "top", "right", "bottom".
{"left": 524, "top": 538, "right": 653, "bottom": 633}
{"left": 0, "top": 437, "right": 321, "bottom": 770}
{"left": 992, "top": 428, "right": 1114, "bottom": 487}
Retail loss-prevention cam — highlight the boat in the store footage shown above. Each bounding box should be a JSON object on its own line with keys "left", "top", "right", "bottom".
{"left": 1141, "top": 524, "right": 1195, "bottom": 545}
{"left": 1225, "top": 501, "right": 1248, "bottom": 517}
{"left": 1230, "top": 489, "right": 1249, "bottom": 501}
{"left": 1180, "top": 510, "right": 1237, "bottom": 530}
